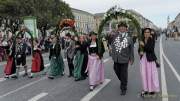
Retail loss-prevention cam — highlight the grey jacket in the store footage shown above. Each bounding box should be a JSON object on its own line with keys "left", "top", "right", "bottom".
{"left": 111, "top": 32, "right": 134, "bottom": 64}
{"left": 65, "top": 39, "right": 75, "bottom": 59}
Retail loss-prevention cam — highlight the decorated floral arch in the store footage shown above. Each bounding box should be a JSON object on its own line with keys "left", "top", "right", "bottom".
{"left": 9, "top": 28, "right": 34, "bottom": 58}
{"left": 98, "top": 6, "right": 141, "bottom": 39}
{"left": 97, "top": 6, "right": 142, "bottom": 53}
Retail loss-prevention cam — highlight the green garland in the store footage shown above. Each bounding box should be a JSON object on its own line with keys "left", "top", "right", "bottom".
{"left": 13, "top": 30, "right": 34, "bottom": 57}
{"left": 98, "top": 10, "right": 141, "bottom": 39}
{"left": 97, "top": 6, "right": 142, "bottom": 54}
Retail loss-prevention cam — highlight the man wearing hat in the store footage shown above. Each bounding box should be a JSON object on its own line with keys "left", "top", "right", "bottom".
{"left": 12, "top": 35, "right": 28, "bottom": 78}
{"left": 111, "top": 22, "right": 134, "bottom": 95}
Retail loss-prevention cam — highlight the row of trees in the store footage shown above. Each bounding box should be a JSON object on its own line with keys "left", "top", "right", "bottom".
{"left": 0, "top": 0, "right": 74, "bottom": 35}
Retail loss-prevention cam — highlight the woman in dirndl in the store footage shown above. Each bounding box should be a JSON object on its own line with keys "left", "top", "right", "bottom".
{"left": 4, "top": 41, "right": 16, "bottom": 78}
{"left": 139, "top": 28, "right": 160, "bottom": 97}
{"left": 48, "top": 34, "right": 64, "bottom": 79}
{"left": 29, "top": 39, "right": 44, "bottom": 78}
{"left": 73, "top": 35, "right": 88, "bottom": 81}
{"left": 86, "top": 32, "right": 105, "bottom": 91}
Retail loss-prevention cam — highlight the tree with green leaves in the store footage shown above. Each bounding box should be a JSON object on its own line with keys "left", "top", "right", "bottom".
{"left": 0, "top": 0, "right": 74, "bottom": 36}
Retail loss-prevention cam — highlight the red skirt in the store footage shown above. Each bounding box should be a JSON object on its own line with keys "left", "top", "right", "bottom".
{"left": 4, "top": 56, "right": 16, "bottom": 75}
{"left": 31, "top": 52, "right": 43, "bottom": 73}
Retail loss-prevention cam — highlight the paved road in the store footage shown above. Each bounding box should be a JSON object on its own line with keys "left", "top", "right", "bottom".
{"left": 0, "top": 35, "right": 179, "bottom": 101}
{"left": 0, "top": 53, "right": 49, "bottom": 77}
{"left": 162, "top": 36, "right": 180, "bottom": 101}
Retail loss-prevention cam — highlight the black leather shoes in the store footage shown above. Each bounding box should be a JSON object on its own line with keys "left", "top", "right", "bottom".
{"left": 23, "top": 73, "right": 28, "bottom": 77}
{"left": 48, "top": 76, "right": 54, "bottom": 79}
{"left": 121, "top": 90, "right": 126, "bottom": 96}
{"left": 11, "top": 75, "right": 18, "bottom": 79}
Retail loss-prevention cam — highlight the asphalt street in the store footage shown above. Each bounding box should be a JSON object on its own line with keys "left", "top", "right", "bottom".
{"left": 0, "top": 35, "right": 179, "bottom": 101}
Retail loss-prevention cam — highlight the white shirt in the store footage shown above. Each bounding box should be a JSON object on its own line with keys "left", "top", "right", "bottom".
{"left": 90, "top": 42, "right": 97, "bottom": 48}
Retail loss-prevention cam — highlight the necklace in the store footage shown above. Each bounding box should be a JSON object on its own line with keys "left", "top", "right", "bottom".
{"left": 113, "top": 35, "right": 128, "bottom": 53}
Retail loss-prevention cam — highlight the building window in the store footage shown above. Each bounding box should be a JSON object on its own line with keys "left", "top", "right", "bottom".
{"left": 76, "top": 23, "right": 78, "bottom": 27}
{"left": 77, "top": 22, "right": 79, "bottom": 28}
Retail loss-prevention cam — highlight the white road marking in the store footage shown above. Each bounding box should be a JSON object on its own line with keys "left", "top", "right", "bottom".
{"left": 160, "top": 36, "right": 168, "bottom": 101}
{"left": 0, "top": 65, "right": 48, "bottom": 83}
{"left": 0, "top": 58, "right": 110, "bottom": 99}
{"left": 0, "top": 60, "right": 58, "bottom": 83}
{"left": 0, "top": 58, "right": 103, "bottom": 83}
{"left": 0, "top": 78, "right": 6, "bottom": 82}
{"left": 80, "top": 79, "right": 111, "bottom": 101}
{"left": 0, "top": 69, "right": 32, "bottom": 83}
{"left": 28, "top": 92, "right": 48, "bottom": 101}
{"left": 162, "top": 48, "right": 180, "bottom": 83}
{"left": 0, "top": 77, "right": 46, "bottom": 99}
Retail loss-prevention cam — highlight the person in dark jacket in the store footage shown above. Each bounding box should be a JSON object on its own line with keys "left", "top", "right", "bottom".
{"left": 47, "top": 34, "right": 64, "bottom": 79}
{"left": 139, "top": 28, "right": 160, "bottom": 97}
{"left": 65, "top": 33, "right": 75, "bottom": 77}
{"left": 73, "top": 35, "right": 88, "bottom": 81}
{"left": 111, "top": 22, "right": 134, "bottom": 95}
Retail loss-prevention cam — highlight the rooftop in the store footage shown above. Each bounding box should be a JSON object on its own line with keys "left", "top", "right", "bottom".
{"left": 71, "top": 8, "right": 94, "bottom": 16}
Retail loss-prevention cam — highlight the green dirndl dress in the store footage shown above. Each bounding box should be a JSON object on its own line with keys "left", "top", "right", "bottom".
{"left": 73, "top": 51, "right": 84, "bottom": 79}
{"left": 48, "top": 55, "right": 64, "bottom": 77}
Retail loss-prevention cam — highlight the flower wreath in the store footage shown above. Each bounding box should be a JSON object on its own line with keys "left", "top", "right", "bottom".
{"left": 97, "top": 5, "right": 142, "bottom": 53}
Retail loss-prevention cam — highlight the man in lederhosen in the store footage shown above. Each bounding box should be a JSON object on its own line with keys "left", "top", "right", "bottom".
{"left": 12, "top": 35, "right": 28, "bottom": 78}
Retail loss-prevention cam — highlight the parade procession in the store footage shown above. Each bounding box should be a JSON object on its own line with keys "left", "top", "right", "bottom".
{"left": 0, "top": 0, "right": 180, "bottom": 101}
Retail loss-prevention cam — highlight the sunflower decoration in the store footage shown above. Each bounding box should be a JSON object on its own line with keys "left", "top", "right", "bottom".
{"left": 59, "top": 19, "right": 75, "bottom": 29}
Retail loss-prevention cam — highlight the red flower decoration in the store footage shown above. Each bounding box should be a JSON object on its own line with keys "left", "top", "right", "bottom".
{"left": 59, "top": 19, "right": 75, "bottom": 29}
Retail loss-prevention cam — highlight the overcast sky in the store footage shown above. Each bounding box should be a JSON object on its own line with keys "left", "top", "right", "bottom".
{"left": 63, "top": 0, "right": 180, "bottom": 28}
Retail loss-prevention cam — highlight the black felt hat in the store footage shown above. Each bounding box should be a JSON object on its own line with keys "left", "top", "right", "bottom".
{"left": 89, "top": 31, "right": 97, "bottom": 36}
{"left": 66, "top": 33, "right": 71, "bottom": 37}
{"left": 118, "top": 22, "right": 128, "bottom": 28}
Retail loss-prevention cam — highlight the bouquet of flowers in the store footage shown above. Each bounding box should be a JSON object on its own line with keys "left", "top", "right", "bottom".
{"left": 59, "top": 19, "right": 75, "bottom": 29}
